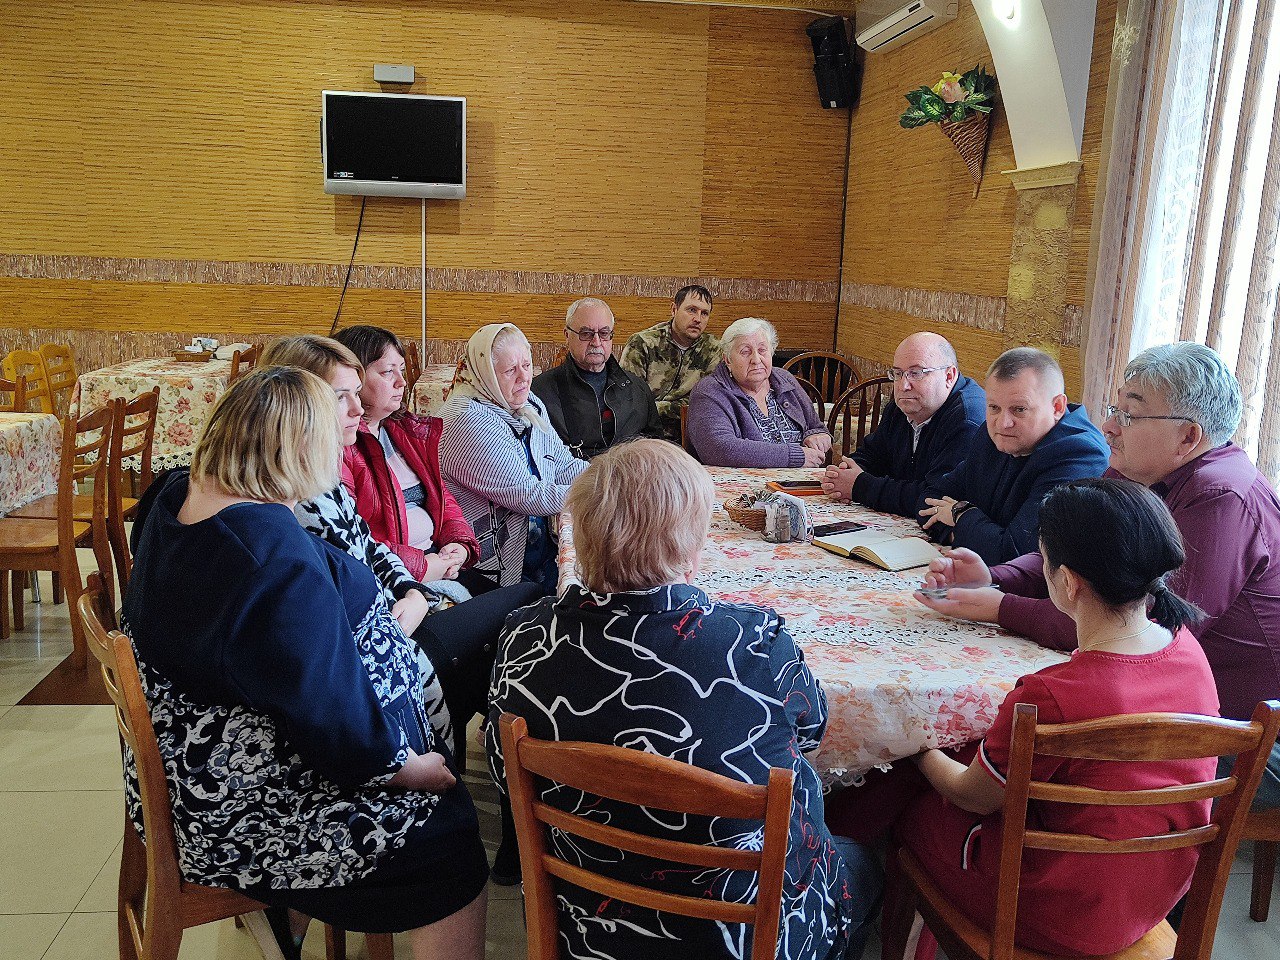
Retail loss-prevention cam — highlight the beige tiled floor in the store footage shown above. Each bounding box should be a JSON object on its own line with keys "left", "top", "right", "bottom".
{"left": 0, "top": 565, "right": 1275, "bottom": 959}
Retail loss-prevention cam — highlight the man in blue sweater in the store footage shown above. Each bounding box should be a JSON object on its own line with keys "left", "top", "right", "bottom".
{"left": 820, "top": 332, "right": 986, "bottom": 517}
{"left": 919, "top": 347, "right": 1110, "bottom": 565}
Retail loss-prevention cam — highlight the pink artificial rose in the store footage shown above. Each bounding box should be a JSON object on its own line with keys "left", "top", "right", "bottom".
{"left": 938, "top": 79, "right": 965, "bottom": 104}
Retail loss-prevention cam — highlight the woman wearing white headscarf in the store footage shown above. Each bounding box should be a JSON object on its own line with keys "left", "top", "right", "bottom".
{"left": 439, "top": 324, "right": 587, "bottom": 591}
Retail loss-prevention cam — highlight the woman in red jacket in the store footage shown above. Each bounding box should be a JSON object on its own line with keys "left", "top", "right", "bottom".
{"left": 335, "top": 326, "right": 485, "bottom": 593}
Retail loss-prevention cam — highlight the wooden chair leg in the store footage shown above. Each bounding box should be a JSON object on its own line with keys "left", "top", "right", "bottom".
{"left": 324, "top": 924, "right": 348, "bottom": 960}
{"left": 366, "top": 932, "right": 394, "bottom": 960}
{"left": 10, "top": 571, "right": 23, "bottom": 633}
{"left": 119, "top": 822, "right": 147, "bottom": 960}
{"left": 51, "top": 570, "right": 64, "bottom": 605}
{"left": 60, "top": 549, "right": 87, "bottom": 670}
{"left": 108, "top": 512, "right": 131, "bottom": 601}
{"left": 0, "top": 570, "right": 10, "bottom": 640}
{"left": 1252, "top": 839, "right": 1277, "bottom": 922}
{"left": 881, "top": 847, "right": 918, "bottom": 960}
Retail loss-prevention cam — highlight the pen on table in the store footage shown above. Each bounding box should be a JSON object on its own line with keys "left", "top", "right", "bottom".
{"left": 915, "top": 583, "right": 1004, "bottom": 598}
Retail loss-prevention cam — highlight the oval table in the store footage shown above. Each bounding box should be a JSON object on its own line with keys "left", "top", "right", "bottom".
{"left": 556, "top": 466, "right": 1066, "bottom": 787}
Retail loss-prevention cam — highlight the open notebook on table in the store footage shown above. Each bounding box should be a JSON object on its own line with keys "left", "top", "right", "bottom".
{"left": 812, "top": 527, "right": 941, "bottom": 572}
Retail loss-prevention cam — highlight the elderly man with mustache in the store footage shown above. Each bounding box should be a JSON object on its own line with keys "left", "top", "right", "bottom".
{"left": 532, "top": 296, "right": 662, "bottom": 460}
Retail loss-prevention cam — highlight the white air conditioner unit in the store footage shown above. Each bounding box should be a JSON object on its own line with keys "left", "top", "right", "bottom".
{"left": 855, "top": 1, "right": 958, "bottom": 54}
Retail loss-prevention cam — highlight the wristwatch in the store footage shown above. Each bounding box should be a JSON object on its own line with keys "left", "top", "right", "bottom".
{"left": 949, "top": 500, "right": 974, "bottom": 524}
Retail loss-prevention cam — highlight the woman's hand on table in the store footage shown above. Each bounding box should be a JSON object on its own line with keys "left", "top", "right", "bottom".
{"left": 921, "top": 547, "right": 991, "bottom": 590}
{"left": 388, "top": 749, "right": 457, "bottom": 792}
{"left": 802, "top": 432, "right": 833, "bottom": 455}
{"left": 820, "top": 458, "right": 861, "bottom": 502}
{"left": 914, "top": 585, "right": 1003, "bottom": 624}
{"left": 391, "top": 590, "right": 432, "bottom": 635}
{"left": 800, "top": 445, "right": 827, "bottom": 468}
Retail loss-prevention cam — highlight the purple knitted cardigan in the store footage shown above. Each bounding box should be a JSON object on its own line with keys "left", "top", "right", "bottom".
{"left": 686, "top": 362, "right": 828, "bottom": 467}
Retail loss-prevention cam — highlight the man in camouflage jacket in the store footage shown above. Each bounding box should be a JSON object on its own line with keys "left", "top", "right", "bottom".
{"left": 620, "top": 284, "right": 720, "bottom": 443}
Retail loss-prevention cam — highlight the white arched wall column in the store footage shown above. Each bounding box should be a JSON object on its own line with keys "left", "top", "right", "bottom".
{"left": 973, "top": 0, "right": 1101, "bottom": 360}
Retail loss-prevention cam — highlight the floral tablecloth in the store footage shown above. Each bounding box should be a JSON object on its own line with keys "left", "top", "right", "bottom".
{"left": 0, "top": 413, "right": 62, "bottom": 516}
{"left": 557, "top": 466, "right": 1067, "bottom": 786}
{"left": 71, "top": 357, "right": 232, "bottom": 471}
{"left": 412, "top": 364, "right": 462, "bottom": 416}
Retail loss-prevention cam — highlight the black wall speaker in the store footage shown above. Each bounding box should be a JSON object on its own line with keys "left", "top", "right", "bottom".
{"left": 806, "top": 17, "right": 860, "bottom": 110}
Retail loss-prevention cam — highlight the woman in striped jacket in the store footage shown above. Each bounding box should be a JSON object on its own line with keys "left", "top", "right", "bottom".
{"left": 438, "top": 324, "right": 587, "bottom": 590}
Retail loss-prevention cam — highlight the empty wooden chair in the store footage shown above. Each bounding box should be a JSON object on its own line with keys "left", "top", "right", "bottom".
{"left": 1243, "top": 806, "right": 1280, "bottom": 922}
{"left": 38, "top": 342, "right": 78, "bottom": 417}
{"left": 826, "top": 376, "right": 891, "bottom": 461}
{"left": 1, "top": 349, "right": 54, "bottom": 414}
{"left": 500, "top": 712, "right": 795, "bottom": 960}
{"left": 0, "top": 405, "right": 113, "bottom": 658}
{"left": 77, "top": 575, "right": 393, "bottom": 960}
{"left": 0, "top": 375, "right": 25, "bottom": 413}
{"left": 782, "top": 351, "right": 860, "bottom": 407}
{"left": 881, "top": 700, "right": 1280, "bottom": 960}
{"left": 227, "top": 344, "right": 261, "bottom": 384}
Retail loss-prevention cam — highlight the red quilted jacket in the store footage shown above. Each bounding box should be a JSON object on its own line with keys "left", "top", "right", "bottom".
{"left": 341, "top": 414, "right": 480, "bottom": 580}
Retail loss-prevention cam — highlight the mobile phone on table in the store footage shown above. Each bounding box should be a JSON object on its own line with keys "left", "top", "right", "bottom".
{"left": 766, "top": 479, "right": 825, "bottom": 495}
{"left": 811, "top": 520, "right": 868, "bottom": 537}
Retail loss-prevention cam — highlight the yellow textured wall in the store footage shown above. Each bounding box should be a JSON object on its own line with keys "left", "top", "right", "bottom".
{"left": 836, "top": 1, "right": 1118, "bottom": 398}
{"left": 0, "top": 0, "right": 850, "bottom": 359}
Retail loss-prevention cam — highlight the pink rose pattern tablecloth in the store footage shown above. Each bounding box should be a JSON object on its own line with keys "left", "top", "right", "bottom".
{"left": 412, "top": 364, "right": 462, "bottom": 416}
{"left": 558, "top": 466, "right": 1067, "bottom": 785}
{"left": 71, "top": 357, "right": 232, "bottom": 470}
{"left": 0, "top": 412, "right": 62, "bottom": 516}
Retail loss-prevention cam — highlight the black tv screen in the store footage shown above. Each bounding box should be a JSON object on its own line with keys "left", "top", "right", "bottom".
{"left": 323, "top": 91, "right": 466, "bottom": 199}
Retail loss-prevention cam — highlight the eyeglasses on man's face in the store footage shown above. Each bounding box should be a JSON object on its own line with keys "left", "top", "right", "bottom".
{"left": 566, "top": 326, "right": 614, "bottom": 342}
{"left": 886, "top": 365, "right": 947, "bottom": 383}
{"left": 1101, "top": 404, "right": 1195, "bottom": 429}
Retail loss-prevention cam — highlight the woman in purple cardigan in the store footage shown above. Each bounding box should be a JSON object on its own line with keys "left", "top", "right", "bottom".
{"left": 687, "top": 317, "right": 832, "bottom": 467}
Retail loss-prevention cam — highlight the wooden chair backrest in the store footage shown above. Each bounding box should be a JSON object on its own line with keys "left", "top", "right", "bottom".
{"left": 782, "top": 352, "right": 859, "bottom": 404}
{"left": 58, "top": 403, "right": 115, "bottom": 545}
{"left": 77, "top": 576, "right": 197, "bottom": 955}
{"left": 0, "top": 375, "right": 25, "bottom": 413}
{"left": 826, "top": 376, "right": 892, "bottom": 459}
{"left": 38, "top": 343, "right": 78, "bottom": 416}
{"left": 794, "top": 376, "right": 826, "bottom": 423}
{"left": 112, "top": 387, "right": 161, "bottom": 494}
{"left": 404, "top": 338, "right": 423, "bottom": 401}
{"left": 227, "top": 344, "right": 261, "bottom": 384}
{"left": 679, "top": 404, "right": 695, "bottom": 454}
{"left": 992, "top": 700, "right": 1280, "bottom": 960}
{"left": 2, "top": 349, "right": 53, "bottom": 413}
{"left": 499, "top": 713, "right": 794, "bottom": 960}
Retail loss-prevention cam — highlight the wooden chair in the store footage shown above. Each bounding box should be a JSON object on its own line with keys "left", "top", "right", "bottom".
{"left": 38, "top": 342, "right": 78, "bottom": 417}
{"left": 2, "top": 349, "right": 54, "bottom": 413}
{"left": 76, "top": 575, "right": 394, "bottom": 960}
{"left": 404, "top": 338, "right": 422, "bottom": 412}
{"left": 826, "top": 376, "right": 892, "bottom": 460}
{"left": 782, "top": 351, "right": 860, "bottom": 408}
{"left": 0, "top": 405, "right": 113, "bottom": 656}
{"left": 1243, "top": 806, "right": 1280, "bottom": 922}
{"left": 227, "top": 344, "right": 261, "bottom": 384}
{"left": 499, "top": 712, "right": 795, "bottom": 960}
{"left": 0, "top": 375, "right": 25, "bottom": 413}
{"left": 881, "top": 700, "right": 1280, "bottom": 960}
{"left": 679, "top": 404, "right": 695, "bottom": 454}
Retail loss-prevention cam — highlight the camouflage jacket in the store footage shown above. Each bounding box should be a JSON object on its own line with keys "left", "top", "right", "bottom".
{"left": 620, "top": 321, "right": 721, "bottom": 440}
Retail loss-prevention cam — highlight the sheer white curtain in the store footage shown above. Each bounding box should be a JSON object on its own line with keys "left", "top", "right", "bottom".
{"left": 1085, "top": 0, "right": 1280, "bottom": 483}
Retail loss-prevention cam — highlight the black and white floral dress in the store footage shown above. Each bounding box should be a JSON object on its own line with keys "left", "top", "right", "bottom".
{"left": 488, "top": 583, "right": 881, "bottom": 960}
{"left": 121, "top": 472, "right": 488, "bottom": 930}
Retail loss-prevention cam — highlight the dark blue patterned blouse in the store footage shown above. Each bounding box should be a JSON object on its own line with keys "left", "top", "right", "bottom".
{"left": 748, "top": 390, "right": 805, "bottom": 445}
{"left": 488, "top": 583, "right": 864, "bottom": 960}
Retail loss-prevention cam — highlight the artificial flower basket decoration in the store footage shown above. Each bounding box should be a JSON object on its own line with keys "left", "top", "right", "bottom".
{"left": 899, "top": 66, "right": 997, "bottom": 197}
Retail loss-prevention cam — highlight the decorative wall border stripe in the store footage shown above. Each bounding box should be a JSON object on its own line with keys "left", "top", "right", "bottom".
{"left": 839, "top": 281, "right": 1007, "bottom": 333}
{"left": 0, "top": 254, "right": 838, "bottom": 304}
{"left": 839, "top": 280, "right": 1083, "bottom": 348}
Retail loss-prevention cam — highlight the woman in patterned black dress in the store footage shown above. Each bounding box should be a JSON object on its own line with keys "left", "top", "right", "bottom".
{"left": 488, "top": 438, "right": 881, "bottom": 960}
{"left": 122, "top": 368, "right": 488, "bottom": 959}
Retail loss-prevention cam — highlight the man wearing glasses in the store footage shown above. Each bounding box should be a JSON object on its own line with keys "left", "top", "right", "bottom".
{"left": 532, "top": 297, "right": 661, "bottom": 460}
{"left": 621, "top": 285, "right": 721, "bottom": 443}
{"left": 918, "top": 342, "right": 1280, "bottom": 811}
{"left": 820, "top": 332, "right": 985, "bottom": 517}
{"left": 917, "top": 347, "right": 1110, "bottom": 564}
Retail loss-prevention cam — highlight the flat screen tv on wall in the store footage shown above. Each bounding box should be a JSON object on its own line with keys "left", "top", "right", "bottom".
{"left": 322, "top": 91, "right": 466, "bottom": 199}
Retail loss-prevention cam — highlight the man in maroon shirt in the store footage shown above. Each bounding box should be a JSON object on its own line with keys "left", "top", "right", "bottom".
{"left": 916, "top": 342, "right": 1280, "bottom": 808}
